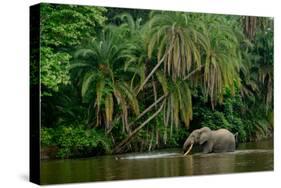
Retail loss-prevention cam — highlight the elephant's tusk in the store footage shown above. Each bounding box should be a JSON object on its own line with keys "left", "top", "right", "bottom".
{"left": 184, "top": 143, "right": 193, "bottom": 156}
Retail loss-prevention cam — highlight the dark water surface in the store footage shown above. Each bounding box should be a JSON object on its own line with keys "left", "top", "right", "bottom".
{"left": 40, "top": 139, "right": 273, "bottom": 184}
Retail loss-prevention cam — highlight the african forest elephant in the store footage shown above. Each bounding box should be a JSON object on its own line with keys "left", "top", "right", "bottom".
{"left": 183, "top": 127, "right": 237, "bottom": 155}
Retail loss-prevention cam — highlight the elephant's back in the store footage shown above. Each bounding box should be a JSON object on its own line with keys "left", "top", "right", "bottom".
{"left": 215, "top": 129, "right": 235, "bottom": 140}
{"left": 216, "top": 128, "right": 234, "bottom": 135}
{"left": 213, "top": 129, "right": 235, "bottom": 152}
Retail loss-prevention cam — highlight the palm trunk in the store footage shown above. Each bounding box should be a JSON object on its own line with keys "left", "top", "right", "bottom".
{"left": 183, "top": 64, "right": 205, "bottom": 81}
{"left": 137, "top": 56, "right": 166, "bottom": 95}
{"left": 137, "top": 45, "right": 174, "bottom": 95}
{"left": 127, "top": 94, "right": 167, "bottom": 128}
{"left": 113, "top": 101, "right": 165, "bottom": 153}
{"left": 152, "top": 76, "right": 158, "bottom": 109}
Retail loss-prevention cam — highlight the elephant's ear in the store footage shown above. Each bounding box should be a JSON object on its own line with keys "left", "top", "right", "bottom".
{"left": 199, "top": 132, "right": 209, "bottom": 145}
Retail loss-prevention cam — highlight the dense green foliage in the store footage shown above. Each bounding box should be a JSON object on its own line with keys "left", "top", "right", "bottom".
{"left": 41, "top": 125, "right": 111, "bottom": 158}
{"left": 40, "top": 4, "right": 106, "bottom": 95}
{"left": 38, "top": 4, "right": 273, "bottom": 158}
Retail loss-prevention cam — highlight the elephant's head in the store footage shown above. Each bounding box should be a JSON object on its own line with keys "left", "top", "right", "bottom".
{"left": 183, "top": 127, "right": 212, "bottom": 155}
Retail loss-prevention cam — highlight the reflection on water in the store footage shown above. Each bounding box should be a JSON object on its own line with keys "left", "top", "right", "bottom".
{"left": 41, "top": 139, "right": 273, "bottom": 184}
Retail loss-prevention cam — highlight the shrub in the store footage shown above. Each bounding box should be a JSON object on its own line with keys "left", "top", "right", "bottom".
{"left": 41, "top": 125, "right": 112, "bottom": 158}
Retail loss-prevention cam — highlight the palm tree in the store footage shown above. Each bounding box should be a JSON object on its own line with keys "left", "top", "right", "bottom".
{"left": 138, "top": 12, "right": 208, "bottom": 93}
{"left": 130, "top": 12, "right": 208, "bottom": 132}
{"left": 241, "top": 17, "right": 273, "bottom": 110}
{"left": 114, "top": 13, "right": 148, "bottom": 91}
{"left": 70, "top": 29, "right": 140, "bottom": 133}
{"left": 238, "top": 16, "right": 273, "bottom": 139}
{"left": 199, "top": 15, "right": 243, "bottom": 109}
{"left": 143, "top": 13, "right": 243, "bottom": 124}
{"left": 156, "top": 71, "right": 193, "bottom": 131}
{"left": 114, "top": 13, "right": 245, "bottom": 152}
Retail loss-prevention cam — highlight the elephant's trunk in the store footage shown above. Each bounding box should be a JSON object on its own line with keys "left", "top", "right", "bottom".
{"left": 183, "top": 143, "right": 193, "bottom": 156}
{"left": 183, "top": 138, "right": 192, "bottom": 150}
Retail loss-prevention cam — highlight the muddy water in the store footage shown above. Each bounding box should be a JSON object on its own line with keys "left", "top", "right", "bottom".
{"left": 40, "top": 139, "right": 273, "bottom": 184}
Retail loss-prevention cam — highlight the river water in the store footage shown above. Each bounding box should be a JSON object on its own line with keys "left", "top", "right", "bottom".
{"left": 40, "top": 139, "right": 273, "bottom": 184}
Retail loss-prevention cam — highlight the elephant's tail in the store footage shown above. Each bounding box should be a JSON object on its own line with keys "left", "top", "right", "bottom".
{"left": 234, "top": 132, "right": 239, "bottom": 148}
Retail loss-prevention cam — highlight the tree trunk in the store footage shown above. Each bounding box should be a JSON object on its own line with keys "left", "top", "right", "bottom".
{"left": 112, "top": 101, "right": 165, "bottom": 153}
{"left": 152, "top": 76, "right": 158, "bottom": 109}
{"left": 127, "top": 94, "right": 167, "bottom": 127}
{"left": 183, "top": 64, "right": 205, "bottom": 81}
{"left": 137, "top": 45, "right": 174, "bottom": 95}
{"left": 137, "top": 56, "right": 166, "bottom": 95}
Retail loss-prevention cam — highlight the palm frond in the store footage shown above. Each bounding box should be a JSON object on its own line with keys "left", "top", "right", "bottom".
{"left": 156, "top": 71, "right": 169, "bottom": 95}
{"left": 118, "top": 82, "right": 140, "bottom": 115}
{"left": 81, "top": 71, "right": 98, "bottom": 98}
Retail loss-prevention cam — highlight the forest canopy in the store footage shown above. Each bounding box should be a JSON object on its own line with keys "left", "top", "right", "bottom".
{"left": 35, "top": 4, "right": 273, "bottom": 159}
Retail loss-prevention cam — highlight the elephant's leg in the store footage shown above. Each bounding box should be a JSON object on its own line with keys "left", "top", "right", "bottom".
{"left": 213, "top": 142, "right": 235, "bottom": 153}
{"left": 202, "top": 147, "right": 209, "bottom": 154}
{"left": 216, "top": 138, "right": 235, "bottom": 152}
{"left": 202, "top": 142, "right": 212, "bottom": 153}
{"left": 227, "top": 142, "right": 235, "bottom": 152}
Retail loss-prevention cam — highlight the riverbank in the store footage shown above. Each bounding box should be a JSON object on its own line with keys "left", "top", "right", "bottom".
{"left": 41, "top": 137, "right": 273, "bottom": 160}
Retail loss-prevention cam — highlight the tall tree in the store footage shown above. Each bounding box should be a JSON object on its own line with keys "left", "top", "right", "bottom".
{"left": 71, "top": 29, "right": 140, "bottom": 132}
{"left": 40, "top": 4, "right": 107, "bottom": 95}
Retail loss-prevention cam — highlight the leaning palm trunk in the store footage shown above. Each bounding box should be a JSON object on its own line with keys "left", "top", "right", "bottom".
{"left": 113, "top": 101, "right": 165, "bottom": 153}
{"left": 137, "top": 44, "right": 174, "bottom": 95}
{"left": 184, "top": 143, "right": 193, "bottom": 156}
{"left": 183, "top": 64, "right": 205, "bottom": 81}
{"left": 128, "top": 94, "right": 167, "bottom": 127}
{"left": 137, "top": 55, "right": 167, "bottom": 95}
